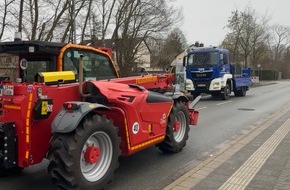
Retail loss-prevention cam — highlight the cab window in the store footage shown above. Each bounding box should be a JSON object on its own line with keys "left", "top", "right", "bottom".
{"left": 21, "top": 57, "right": 57, "bottom": 83}
{"left": 63, "top": 49, "right": 117, "bottom": 80}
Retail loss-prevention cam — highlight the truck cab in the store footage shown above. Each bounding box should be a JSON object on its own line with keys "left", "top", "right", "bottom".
{"left": 184, "top": 47, "right": 252, "bottom": 100}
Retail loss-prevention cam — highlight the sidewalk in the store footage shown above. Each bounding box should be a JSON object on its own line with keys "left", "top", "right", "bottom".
{"left": 252, "top": 80, "right": 278, "bottom": 87}
{"left": 164, "top": 102, "right": 290, "bottom": 190}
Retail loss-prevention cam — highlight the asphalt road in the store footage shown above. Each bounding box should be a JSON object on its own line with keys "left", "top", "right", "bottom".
{"left": 1, "top": 80, "right": 290, "bottom": 190}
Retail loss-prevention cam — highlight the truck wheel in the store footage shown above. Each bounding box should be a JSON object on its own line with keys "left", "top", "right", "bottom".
{"left": 158, "top": 101, "right": 190, "bottom": 153}
{"left": 48, "top": 114, "right": 120, "bottom": 190}
{"left": 234, "top": 87, "right": 246, "bottom": 97}
{"left": 220, "top": 84, "right": 230, "bottom": 100}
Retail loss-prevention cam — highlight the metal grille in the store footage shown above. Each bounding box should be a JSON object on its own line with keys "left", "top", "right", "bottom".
{"left": 194, "top": 81, "right": 210, "bottom": 90}
{"left": 191, "top": 71, "right": 213, "bottom": 78}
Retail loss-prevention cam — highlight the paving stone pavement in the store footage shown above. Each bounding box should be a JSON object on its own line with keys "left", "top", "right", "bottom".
{"left": 164, "top": 102, "right": 290, "bottom": 190}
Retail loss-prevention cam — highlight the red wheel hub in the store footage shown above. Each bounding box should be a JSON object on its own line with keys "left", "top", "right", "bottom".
{"left": 173, "top": 120, "right": 181, "bottom": 132}
{"left": 84, "top": 146, "right": 100, "bottom": 164}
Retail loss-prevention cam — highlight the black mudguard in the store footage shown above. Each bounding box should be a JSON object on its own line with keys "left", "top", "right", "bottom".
{"left": 164, "top": 91, "right": 189, "bottom": 102}
{"left": 52, "top": 102, "right": 110, "bottom": 133}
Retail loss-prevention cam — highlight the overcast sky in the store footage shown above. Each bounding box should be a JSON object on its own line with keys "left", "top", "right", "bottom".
{"left": 172, "top": 0, "right": 290, "bottom": 47}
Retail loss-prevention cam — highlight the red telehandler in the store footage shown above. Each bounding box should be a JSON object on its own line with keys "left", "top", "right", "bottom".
{"left": 0, "top": 40, "right": 200, "bottom": 190}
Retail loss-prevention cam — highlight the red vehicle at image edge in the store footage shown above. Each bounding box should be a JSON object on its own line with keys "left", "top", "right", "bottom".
{"left": 0, "top": 40, "right": 200, "bottom": 190}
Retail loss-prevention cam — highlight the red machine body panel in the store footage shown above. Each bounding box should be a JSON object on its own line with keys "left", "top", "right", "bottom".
{"left": 0, "top": 72, "right": 176, "bottom": 167}
{"left": 107, "top": 73, "right": 175, "bottom": 92}
{"left": 85, "top": 81, "right": 174, "bottom": 155}
{"left": 0, "top": 82, "right": 81, "bottom": 167}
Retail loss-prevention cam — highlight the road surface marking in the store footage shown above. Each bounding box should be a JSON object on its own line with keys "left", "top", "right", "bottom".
{"left": 196, "top": 106, "right": 207, "bottom": 110}
{"left": 216, "top": 101, "right": 232, "bottom": 106}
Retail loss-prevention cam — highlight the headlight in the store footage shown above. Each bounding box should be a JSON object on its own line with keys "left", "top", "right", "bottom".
{"left": 185, "top": 79, "right": 194, "bottom": 90}
{"left": 212, "top": 82, "right": 220, "bottom": 89}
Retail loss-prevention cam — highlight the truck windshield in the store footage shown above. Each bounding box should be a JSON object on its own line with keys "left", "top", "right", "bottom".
{"left": 188, "top": 52, "right": 218, "bottom": 68}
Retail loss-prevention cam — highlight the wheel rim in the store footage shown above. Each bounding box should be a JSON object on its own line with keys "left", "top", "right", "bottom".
{"left": 80, "top": 131, "right": 113, "bottom": 182}
{"left": 173, "top": 110, "right": 187, "bottom": 142}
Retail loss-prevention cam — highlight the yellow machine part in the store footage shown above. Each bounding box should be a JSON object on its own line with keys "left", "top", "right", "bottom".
{"left": 36, "top": 71, "right": 76, "bottom": 84}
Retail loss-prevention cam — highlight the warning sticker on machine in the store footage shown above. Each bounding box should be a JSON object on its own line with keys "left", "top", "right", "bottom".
{"left": 135, "top": 76, "right": 157, "bottom": 84}
{"left": 132, "top": 122, "right": 140, "bottom": 134}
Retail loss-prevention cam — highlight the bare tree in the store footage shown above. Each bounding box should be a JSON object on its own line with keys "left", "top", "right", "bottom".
{"left": 45, "top": 0, "right": 71, "bottom": 42}
{"left": 282, "top": 46, "right": 290, "bottom": 78}
{"left": 249, "top": 14, "right": 270, "bottom": 70}
{"left": 18, "top": 0, "right": 24, "bottom": 33}
{"left": 11, "top": 0, "right": 72, "bottom": 41}
{"left": 222, "top": 10, "right": 244, "bottom": 63}
{"left": 97, "top": 0, "right": 116, "bottom": 41}
{"left": 268, "top": 24, "right": 290, "bottom": 78}
{"left": 153, "top": 27, "right": 187, "bottom": 69}
{"left": 30, "top": 0, "right": 39, "bottom": 40}
{"left": 79, "top": 0, "right": 114, "bottom": 43}
{"left": 1, "top": 0, "right": 180, "bottom": 70}
{"left": 110, "top": 0, "right": 179, "bottom": 76}
{"left": 80, "top": 0, "right": 93, "bottom": 42}
{"left": 269, "top": 24, "right": 290, "bottom": 65}
{"left": 222, "top": 6, "right": 269, "bottom": 69}
{"left": 0, "top": 0, "right": 16, "bottom": 40}
{"left": 10, "top": 0, "right": 90, "bottom": 42}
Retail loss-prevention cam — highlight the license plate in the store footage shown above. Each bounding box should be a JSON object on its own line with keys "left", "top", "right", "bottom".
{"left": 1, "top": 85, "right": 14, "bottom": 95}
{"left": 197, "top": 83, "right": 206, "bottom": 87}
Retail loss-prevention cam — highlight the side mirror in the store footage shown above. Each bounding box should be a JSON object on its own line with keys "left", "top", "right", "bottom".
{"left": 220, "top": 53, "right": 224, "bottom": 62}
{"left": 183, "top": 56, "right": 187, "bottom": 67}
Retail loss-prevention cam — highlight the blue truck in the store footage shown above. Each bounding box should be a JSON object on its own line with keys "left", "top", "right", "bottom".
{"left": 183, "top": 46, "right": 252, "bottom": 100}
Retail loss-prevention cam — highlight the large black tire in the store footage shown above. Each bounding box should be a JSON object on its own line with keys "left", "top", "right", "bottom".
{"left": 234, "top": 86, "right": 246, "bottom": 97}
{"left": 158, "top": 101, "right": 190, "bottom": 153}
{"left": 48, "top": 114, "right": 120, "bottom": 190}
{"left": 220, "top": 84, "right": 230, "bottom": 100}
